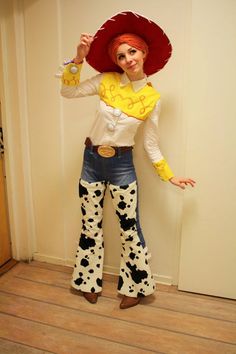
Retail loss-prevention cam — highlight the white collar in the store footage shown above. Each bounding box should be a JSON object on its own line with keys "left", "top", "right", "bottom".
{"left": 120, "top": 72, "right": 148, "bottom": 92}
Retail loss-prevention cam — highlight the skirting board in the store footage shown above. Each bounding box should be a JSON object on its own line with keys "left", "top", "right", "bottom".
{"left": 33, "top": 252, "right": 173, "bottom": 286}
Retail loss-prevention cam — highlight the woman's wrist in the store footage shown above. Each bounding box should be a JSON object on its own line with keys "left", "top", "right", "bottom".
{"left": 73, "top": 56, "right": 83, "bottom": 64}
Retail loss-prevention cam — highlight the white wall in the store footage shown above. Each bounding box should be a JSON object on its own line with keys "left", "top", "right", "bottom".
{"left": 2, "top": 0, "right": 235, "bottom": 293}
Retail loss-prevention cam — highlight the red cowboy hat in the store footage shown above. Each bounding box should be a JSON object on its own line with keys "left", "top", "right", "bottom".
{"left": 86, "top": 11, "right": 172, "bottom": 76}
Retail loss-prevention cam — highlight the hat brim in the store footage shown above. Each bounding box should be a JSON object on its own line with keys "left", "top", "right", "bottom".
{"left": 86, "top": 11, "right": 172, "bottom": 76}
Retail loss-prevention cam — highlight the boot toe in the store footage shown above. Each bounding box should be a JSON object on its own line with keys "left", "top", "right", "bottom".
{"left": 83, "top": 292, "right": 99, "bottom": 304}
{"left": 120, "top": 295, "right": 140, "bottom": 309}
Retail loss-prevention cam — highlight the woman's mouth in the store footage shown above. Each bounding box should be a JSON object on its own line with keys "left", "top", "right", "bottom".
{"left": 127, "top": 64, "right": 136, "bottom": 70}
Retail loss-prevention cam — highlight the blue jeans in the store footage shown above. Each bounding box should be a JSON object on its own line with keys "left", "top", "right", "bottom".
{"left": 81, "top": 147, "right": 137, "bottom": 185}
{"left": 80, "top": 147, "right": 146, "bottom": 247}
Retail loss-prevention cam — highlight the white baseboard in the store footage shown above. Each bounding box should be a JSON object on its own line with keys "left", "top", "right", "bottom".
{"left": 33, "top": 253, "right": 71, "bottom": 267}
{"left": 33, "top": 253, "right": 173, "bottom": 286}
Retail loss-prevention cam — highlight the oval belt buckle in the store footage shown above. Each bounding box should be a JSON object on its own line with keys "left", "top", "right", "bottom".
{"left": 97, "top": 145, "right": 116, "bottom": 158}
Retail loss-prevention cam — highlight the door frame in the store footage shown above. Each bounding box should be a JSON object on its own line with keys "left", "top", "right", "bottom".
{"left": 0, "top": 0, "right": 36, "bottom": 261}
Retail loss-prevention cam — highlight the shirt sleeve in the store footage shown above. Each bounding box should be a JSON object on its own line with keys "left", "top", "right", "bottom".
{"left": 58, "top": 62, "right": 102, "bottom": 99}
{"left": 143, "top": 100, "right": 174, "bottom": 181}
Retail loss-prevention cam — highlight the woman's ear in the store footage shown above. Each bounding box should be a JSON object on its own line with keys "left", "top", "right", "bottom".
{"left": 142, "top": 50, "right": 147, "bottom": 61}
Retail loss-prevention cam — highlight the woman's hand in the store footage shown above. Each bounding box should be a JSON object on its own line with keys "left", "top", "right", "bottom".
{"left": 73, "top": 33, "right": 94, "bottom": 64}
{"left": 169, "top": 177, "right": 196, "bottom": 190}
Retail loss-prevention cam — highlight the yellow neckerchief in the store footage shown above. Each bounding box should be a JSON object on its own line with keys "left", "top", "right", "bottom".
{"left": 99, "top": 72, "right": 160, "bottom": 120}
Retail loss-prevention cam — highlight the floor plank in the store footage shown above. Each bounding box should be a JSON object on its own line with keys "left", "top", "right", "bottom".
{"left": 0, "top": 262, "right": 236, "bottom": 354}
{"left": 0, "top": 338, "right": 53, "bottom": 354}
{"left": 0, "top": 313, "right": 153, "bottom": 354}
{"left": 2, "top": 273, "right": 236, "bottom": 345}
{"left": 1, "top": 291, "right": 236, "bottom": 351}
{"left": 13, "top": 262, "right": 236, "bottom": 322}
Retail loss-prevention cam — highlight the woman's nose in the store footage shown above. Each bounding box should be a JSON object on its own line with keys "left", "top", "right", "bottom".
{"left": 126, "top": 55, "right": 132, "bottom": 63}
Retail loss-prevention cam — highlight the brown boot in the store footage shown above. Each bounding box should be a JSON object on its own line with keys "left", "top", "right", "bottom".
{"left": 83, "top": 292, "right": 99, "bottom": 304}
{"left": 120, "top": 295, "right": 140, "bottom": 309}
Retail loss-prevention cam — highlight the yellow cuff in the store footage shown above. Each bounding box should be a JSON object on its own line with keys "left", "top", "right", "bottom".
{"left": 153, "top": 159, "right": 174, "bottom": 181}
{"left": 61, "top": 63, "right": 82, "bottom": 86}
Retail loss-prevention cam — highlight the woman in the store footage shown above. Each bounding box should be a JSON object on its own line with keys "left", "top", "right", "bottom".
{"left": 59, "top": 11, "right": 195, "bottom": 309}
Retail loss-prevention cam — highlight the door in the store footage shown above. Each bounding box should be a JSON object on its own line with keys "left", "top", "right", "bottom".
{"left": 178, "top": 1, "right": 236, "bottom": 300}
{"left": 0, "top": 114, "right": 12, "bottom": 267}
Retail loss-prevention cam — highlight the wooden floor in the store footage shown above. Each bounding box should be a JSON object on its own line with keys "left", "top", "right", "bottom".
{"left": 0, "top": 261, "right": 235, "bottom": 354}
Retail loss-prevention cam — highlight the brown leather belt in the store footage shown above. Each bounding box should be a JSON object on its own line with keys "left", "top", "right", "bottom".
{"left": 85, "top": 137, "right": 133, "bottom": 158}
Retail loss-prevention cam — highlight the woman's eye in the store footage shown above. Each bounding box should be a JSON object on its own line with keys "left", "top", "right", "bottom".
{"left": 130, "top": 49, "right": 137, "bottom": 55}
{"left": 118, "top": 54, "right": 125, "bottom": 61}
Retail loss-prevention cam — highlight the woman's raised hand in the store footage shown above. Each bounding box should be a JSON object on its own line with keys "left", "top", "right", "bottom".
{"left": 73, "top": 33, "right": 94, "bottom": 64}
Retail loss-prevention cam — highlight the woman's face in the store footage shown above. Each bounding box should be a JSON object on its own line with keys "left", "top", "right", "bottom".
{"left": 116, "top": 43, "right": 146, "bottom": 81}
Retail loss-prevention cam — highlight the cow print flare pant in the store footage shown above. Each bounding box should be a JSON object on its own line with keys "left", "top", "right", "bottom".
{"left": 72, "top": 177, "right": 156, "bottom": 298}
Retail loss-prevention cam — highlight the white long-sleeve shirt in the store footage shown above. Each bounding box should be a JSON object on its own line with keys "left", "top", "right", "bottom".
{"left": 59, "top": 64, "right": 174, "bottom": 181}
